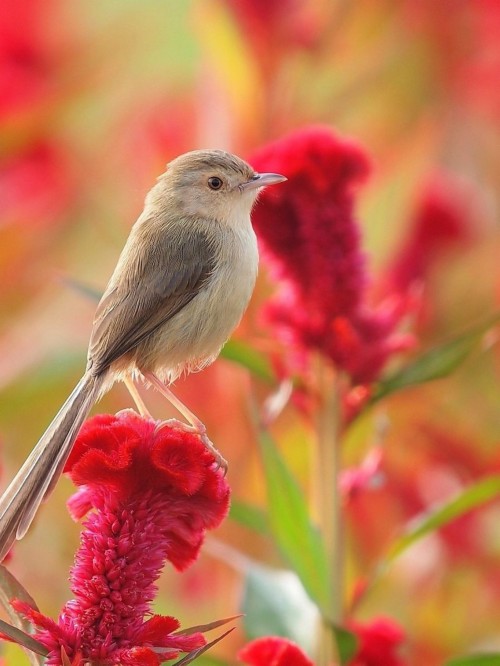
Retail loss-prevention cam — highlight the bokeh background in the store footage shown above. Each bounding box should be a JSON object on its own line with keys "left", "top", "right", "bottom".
{"left": 0, "top": 1, "right": 499, "bottom": 664}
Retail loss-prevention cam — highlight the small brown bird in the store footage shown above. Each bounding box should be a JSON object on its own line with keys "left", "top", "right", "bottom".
{"left": 0, "top": 149, "right": 286, "bottom": 560}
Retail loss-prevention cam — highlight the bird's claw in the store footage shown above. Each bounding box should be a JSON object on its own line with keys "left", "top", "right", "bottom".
{"left": 199, "top": 433, "right": 228, "bottom": 475}
{"left": 154, "top": 419, "right": 228, "bottom": 474}
{"left": 155, "top": 418, "right": 189, "bottom": 434}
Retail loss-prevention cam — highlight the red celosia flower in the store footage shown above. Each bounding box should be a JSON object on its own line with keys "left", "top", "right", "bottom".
{"left": 238, "top": 636, "right": 314, "bottom": 666}
{"left": 238, "top": 619, "right": 406, "bottom": 666}
{"left": 12, "top": 411, "right": 230, "bottom": 665}
{"left": 385, "top": 174, "right": 474, "bottom": 294}
{"left": 347, "top": 617, "right": 406, "bottom": 666}
{"left": 250, "top": 126, "right": 413, "bottom": 384}
{"left": 0, "top": 0, "right": 57, "bottom": 118}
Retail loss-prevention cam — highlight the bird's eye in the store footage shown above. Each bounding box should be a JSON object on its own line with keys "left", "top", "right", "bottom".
{"left": 208, "top": 176, "right": 223, "bottom": 190}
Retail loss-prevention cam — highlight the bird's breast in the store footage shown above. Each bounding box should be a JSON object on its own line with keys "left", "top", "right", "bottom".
{"left": 136, "top": 223, "right": 259, "bottom": 380}
{"left": 202, "top": 224, "right": 259, "bottom": 341}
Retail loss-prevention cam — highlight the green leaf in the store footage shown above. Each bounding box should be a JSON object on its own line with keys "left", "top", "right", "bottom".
{"left": 372, "top": 313, "right": 500, "bottom": 403}
{"left": 229, "top": 499, "right": 270, "bottom": 535}
{"left": 242, "top": 563, "right": 319, "bottom": 655}
{"left": 0, "top": 565, "right": 46, "bottom": 665}
{"left": 444, "top": 655, "right": 500, "bottom": 666}
{"left": 172, "top": 628, "right": 234, "bottom": 665}
{"left": 258, "top": 430, "right": 331, "bottom": 611}
{"left": 220, "top": 339, "right": 275, "bottom": 383}
{"left": 175, "top": 614, "right": 242, "bottom": 635}
{"left": 331, "top": 625, "right": 358, "bottom": 665}
{"left": 381, "top": 475, "right": 500, "bottom": 569}
{"left": 0, "top": 619, "right": 48, "bottom": 660}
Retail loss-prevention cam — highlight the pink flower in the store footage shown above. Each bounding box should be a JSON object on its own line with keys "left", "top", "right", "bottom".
{"left": 347, "top": 617, "right": 406, "bottom": 666}
{"left": 12, "top": 411, "right": 230, "bottom": 665}
{"left": 250, "top": 126, "right": 413, "bottom": 384}
{"left": 238, "top": 636, "right": 314, "bottom": 666}
{"left": 340, "top": 447, "right": 383, "bottom": 501}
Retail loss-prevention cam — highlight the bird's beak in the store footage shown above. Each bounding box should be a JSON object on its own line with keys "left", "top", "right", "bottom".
{"left": 240, "top": 172, "right": 287, "bottom": 191}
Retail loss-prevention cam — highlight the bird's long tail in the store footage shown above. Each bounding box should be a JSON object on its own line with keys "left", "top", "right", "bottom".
{"left": 0, "top": 371, "right": 103, "bottom": 561}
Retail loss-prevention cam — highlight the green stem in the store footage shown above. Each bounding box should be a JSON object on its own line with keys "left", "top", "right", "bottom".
{"left": 315, "top": 360, "right": 343, "bottom": 663}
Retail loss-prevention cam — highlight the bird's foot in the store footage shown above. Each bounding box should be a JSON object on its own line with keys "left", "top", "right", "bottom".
{"left": 155, "top": 419, "right": 228, "bottom": 474}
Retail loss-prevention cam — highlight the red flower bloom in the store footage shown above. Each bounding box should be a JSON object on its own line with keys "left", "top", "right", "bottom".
{"left": 238, "top": 619, "right": 406, "bottom": 666}
{"left": 385, "top": 174, "right": 475, "bottom": 294}
{"left": 250, "top": 126, "right": 413, "bottom": 384}
{"left": 65, "top": 411, "right": 230, "bottom": 570}
{"left": 239, "top": 636, "right": 314, "bottom": 666}
{"left": 0, "top": 0, "right": 57, "bottom": 118}
{"left": 347, "top": 617, "right": 406, "bottom": 666}
{"left": 11, "top": 411, "right": 230, "bottom": 665}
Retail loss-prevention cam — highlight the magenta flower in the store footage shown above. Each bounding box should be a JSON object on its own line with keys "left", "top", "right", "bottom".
{"left": 250, "top": 126, "right": 413, "bottom": 385}
{"left": 12, "top": 411, "right": 231, "bottom": 665}
{"left": 385, "top": 173, "right": 475, "bottom": 294}
{"left": 238, "top": 617, "right": 406, "bottom": 666}
{"left": 238, "top": 636, "right": 314, "bottom": 666}
{"left": 348, "top": 617, "right": 406, "bottom": 666}
{"left": 0, "top": 0, "right": 54, "bottom": 119}
{"left": 340, "top": 447, "right": 383, "bottom": 501}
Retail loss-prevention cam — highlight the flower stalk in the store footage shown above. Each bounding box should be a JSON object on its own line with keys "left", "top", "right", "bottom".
{"left": 315, "top": 359, "right": 343, "bottom": 664}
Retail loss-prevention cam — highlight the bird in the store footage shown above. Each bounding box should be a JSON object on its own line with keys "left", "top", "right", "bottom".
{"left": 0, "top": 149, "right": 286, "bottom": 560}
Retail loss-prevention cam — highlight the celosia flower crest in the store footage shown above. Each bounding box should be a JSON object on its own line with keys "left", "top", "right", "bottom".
{"left": 11, "top": 411, "right": 230, "bottom": 665}
{"left": 250, "top": 126, "right": 413, "bottom": 384}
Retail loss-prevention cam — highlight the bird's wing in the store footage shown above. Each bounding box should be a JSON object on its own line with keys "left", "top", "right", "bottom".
{"left": 87, "top": 221, "right": 216, "bottom": 374}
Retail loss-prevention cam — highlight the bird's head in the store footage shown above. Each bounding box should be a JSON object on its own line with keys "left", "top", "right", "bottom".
{"left": 155, "top": 149, "right": 286, "bottom": 226}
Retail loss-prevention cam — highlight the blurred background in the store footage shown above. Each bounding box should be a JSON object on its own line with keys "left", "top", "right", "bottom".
{"left": 0, "top": 1, "right": 499, "bottom": 664}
